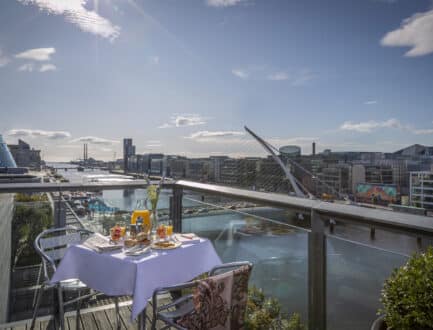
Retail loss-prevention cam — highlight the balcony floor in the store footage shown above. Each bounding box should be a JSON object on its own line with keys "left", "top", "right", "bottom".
{"left": 1, "top": 300, "right": 170, "bottom": 330}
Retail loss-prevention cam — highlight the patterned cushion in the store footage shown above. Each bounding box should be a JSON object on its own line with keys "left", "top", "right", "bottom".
{"left": 177, "top": 265, "right": 252, "bottom": 330}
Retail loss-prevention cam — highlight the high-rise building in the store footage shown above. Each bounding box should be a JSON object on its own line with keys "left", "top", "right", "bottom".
{"left": 149, "top": 154, "right": 165, "bottom": 176}
{"left": 8, "top": 139, "right": 41, "bottom": 170}
{"left": 167, "top": 156, "right": 188, "bottom": 179}
{"left": 365, "top": 165, "right": 394, "bottom": 185}
{"left": 123, "top": 138, "right": 135, "bottom": 173}
{"left": 186, "top": 158, "right": 210, "bottom": 182}
{"left": 209, "top": 156, "right": 229, "bottom": 182}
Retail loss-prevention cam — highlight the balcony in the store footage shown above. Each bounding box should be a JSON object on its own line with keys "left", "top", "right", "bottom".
{"left": 1, "top": 180, "right": 433, "bottom": 330}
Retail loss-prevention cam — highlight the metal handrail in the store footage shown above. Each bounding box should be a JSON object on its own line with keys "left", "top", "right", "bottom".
{"left": 175, "top": 180, "right": 433, "bottom": 237}
{"left": 2, "top": 180, "right": 433, "bottom": 236}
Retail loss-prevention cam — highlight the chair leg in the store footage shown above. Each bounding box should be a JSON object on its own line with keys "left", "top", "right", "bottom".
{"left": 114, "top": 297, "right": 120, "bottom": 330}
{"left": 57, "top": 286, "right": 65, "bottom": 330}
{"left": 30, "top": 284, "right": 45, "bottom": 330}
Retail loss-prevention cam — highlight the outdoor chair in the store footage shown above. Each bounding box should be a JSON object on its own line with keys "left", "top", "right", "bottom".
{"left": 31, "top": 226, "right": 120, "bottom": 330}
{"left": 151, "top": 261, "right": 253, "bottom": 330}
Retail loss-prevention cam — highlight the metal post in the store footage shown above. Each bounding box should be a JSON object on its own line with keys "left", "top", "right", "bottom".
{"left": 54, "top": 193, "right": 66, "bottom": 228}
{"left": 370, "top": 227, "right": 376, "bottom": 240}
{"left": 308, "top": 210, "right": 327, "bottom": 330}
{"left": 417, "top": 237, "right": 423, "bottom": 251}
{"left": 171, "top": 186, "right": 183, "bottom": 233}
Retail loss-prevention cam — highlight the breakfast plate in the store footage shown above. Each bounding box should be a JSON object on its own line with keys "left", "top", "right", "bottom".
{"left": 151, "top": 241, "right": 181, "bottom": 250}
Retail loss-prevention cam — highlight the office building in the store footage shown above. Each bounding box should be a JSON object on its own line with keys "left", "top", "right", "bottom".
{"left": 123, "top": 138, "right": 135, "bottom": 173}
{"left": 410, "top": 171, "right": 433, "bottom": 211}
{"left": 8, "top": 139, "right": 41, "bottom": 170}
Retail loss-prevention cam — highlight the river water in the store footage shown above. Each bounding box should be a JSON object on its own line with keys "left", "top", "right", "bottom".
{"left": 49, "top": 163, "right": 416, "bottom": 329}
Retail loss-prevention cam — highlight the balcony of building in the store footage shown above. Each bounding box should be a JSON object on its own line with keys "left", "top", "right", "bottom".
{"left": 0, "top": 180, "right": 433, "bottom": 330}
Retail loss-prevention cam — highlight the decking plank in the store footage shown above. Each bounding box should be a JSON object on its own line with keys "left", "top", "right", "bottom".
{"left": 79, "top": 312, "right": 97, "bottom": 330}
{"left": 39, "top": 318, "right": 57, "bottom": 330}
{"left": 118, "top": 307, "right": 135, "bottom": 330}
{"left": 66, "top": 314, "right": 79, "bottom": 330}
{"left": 104, "top": 308, "right": 127, "bottom": 330}
{"left": 92, "top": 309, "right": 113, "bottom": 330}
{"left": 6, "top": 299, "right": 177, "bottom": 330}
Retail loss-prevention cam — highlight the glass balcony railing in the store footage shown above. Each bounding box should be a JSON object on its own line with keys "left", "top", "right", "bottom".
{"left": 1, "top": 180, "right": 433, "bottom": 329}
{"left": 181, "top": 192, "right": 309, "bottom": 324}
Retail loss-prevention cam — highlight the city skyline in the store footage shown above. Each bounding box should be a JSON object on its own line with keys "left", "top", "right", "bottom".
{"left": 1, "top": 0, "right": 433, "bottom": 161}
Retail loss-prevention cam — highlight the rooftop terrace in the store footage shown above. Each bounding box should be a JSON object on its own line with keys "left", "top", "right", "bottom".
{"left": 1, "top": 180, "right": 433, "bottom": 330}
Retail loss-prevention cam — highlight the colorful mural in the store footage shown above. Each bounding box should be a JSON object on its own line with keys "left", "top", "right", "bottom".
{"left": 356, "top": 183, "right": 398, "bottom": 205}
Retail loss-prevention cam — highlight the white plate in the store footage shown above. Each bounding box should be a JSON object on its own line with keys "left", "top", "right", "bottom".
{"left": 151, "top": 241, "right": 181, "bottom": 250}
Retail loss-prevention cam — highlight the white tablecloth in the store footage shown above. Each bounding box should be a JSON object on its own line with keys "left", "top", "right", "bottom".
{"left": 51, "top": 239, "right": 222, "bottom": 320}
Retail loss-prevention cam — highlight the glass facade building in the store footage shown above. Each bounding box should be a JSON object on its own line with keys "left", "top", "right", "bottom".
{"left": 0, "top": 134, "right": 17, "bottom": 168}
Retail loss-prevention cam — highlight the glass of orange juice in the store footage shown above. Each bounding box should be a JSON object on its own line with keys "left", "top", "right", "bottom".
{"left": 166, "top": 225, "right": 173, "bottom": 238}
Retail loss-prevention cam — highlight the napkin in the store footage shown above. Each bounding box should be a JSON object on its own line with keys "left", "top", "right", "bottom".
{"left": 82, "top": 233, "right": 123, "bottom": 253}
{"left": 174, "top": 233, "right": 201, "bottom": 244}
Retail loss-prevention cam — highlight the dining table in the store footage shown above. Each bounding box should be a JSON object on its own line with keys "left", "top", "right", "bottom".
{"left": 50, "top": 235, "right": 222, "bottom": 328}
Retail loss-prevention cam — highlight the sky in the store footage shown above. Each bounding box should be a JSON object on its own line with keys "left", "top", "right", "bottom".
{"left": 0, "top": 0, "right": 433, "bottom": 161}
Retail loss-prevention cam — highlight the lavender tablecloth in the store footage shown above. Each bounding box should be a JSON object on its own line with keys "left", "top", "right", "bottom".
{"left": 50, "top": 239, "right": 222, "bottom": 320}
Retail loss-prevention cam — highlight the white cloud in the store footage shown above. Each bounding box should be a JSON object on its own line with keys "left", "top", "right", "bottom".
{"left": 144, "top": 140, "right": 162, "bottom": 148}
{"left": 148, "top": 56, "right": 159, "bottom": 65}
{"left": 39, "top": 63, "right": 57, "bottom": 72}
{"left": 339, "top": 118, "right": 403, "bottom": 133}
{"left": 364, "top": 100, "right": 377, "bottom": 105}
{"left": 8, "top": 128, "right": 71, "bottom": 139}
{"left": 159, "top": 114, "right": 207, "bottom": 128}
{"left": 17, "top": 0, "right": 120, "bottom": 41}
{"left": 158, "top": 123, "right": 172, "bottom": 129}
{"left": 231, "top": 69, "right": 249, "bottom": 79}
{"left": 0, "top": 50, "right": 10, "bottom": 67}
{"left": 206, "top": 0, "right": 245, "bottom": 7}
{"left": 413, "top": 128, "right": 433, "bottom": 135}
{"left": 18, "top": 63, "right": 34, "bottom": 72}
{"left": 236, "top": 67, "right": 316, "bottom": 85}
{"left": 187, "top": 130, "right": 245, "bottom": 139}
{"left": 15, "top": 47, "right": 55, "bottom": 61}
{"left": 290, "top": 69, "right": 316, "bottom": 86}
{"left": 267, "top": 71, "right": 289, "bottom": 81}
{"left": 72, "top": 136, "right": 119, "bottom": 145}
{"left": 146, "top": 143, "right": 162, "bottom": 148}
{"left": 381, "top": 9, "right": 433, "bottom": 57}
{"left": 413, "top": 122, "right": 433, "bottom": 135}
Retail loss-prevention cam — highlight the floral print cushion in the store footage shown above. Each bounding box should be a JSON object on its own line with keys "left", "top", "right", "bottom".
{"left": 177, "top": 265, "right": 252, "bottom": 330}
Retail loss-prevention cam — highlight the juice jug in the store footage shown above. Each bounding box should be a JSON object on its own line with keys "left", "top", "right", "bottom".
{"left": 131, "top": 209, "right": 151, "bottom": 234}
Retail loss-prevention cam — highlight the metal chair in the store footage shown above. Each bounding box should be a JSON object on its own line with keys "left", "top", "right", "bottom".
{"left": 150, "top": 261, "right": 253, "bottom": 330}
{"left": 31, "top": 226, "right": 120, "bottom": 330}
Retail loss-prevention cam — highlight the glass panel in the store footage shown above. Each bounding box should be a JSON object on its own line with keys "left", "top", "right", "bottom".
{"left": 326, "top": 234, "right": 410, "bottom": 330}
{"left": 62, "top": 187, "right": 172, "bottom": 235}
{"left": 9, "top": 192, "right": 54, "bottom": 321}
{"left": 182, "top": 191, "right": 309, "bottom": 324}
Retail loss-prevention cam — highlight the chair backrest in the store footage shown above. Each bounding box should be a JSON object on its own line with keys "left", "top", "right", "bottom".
{"left": 177, "top": 261, "right": 253, "bottom": 330}
{"left": 34, "top": 226, "right": 93, "bottom": 279}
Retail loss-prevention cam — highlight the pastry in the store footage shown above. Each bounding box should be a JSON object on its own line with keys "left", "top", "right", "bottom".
{"left": 155, "top": 241, "right": 175, "bottom": 248}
